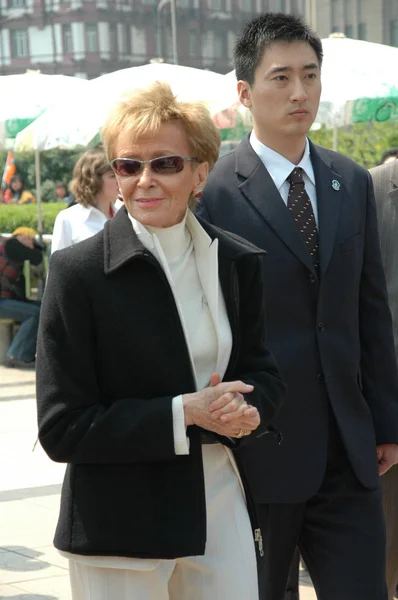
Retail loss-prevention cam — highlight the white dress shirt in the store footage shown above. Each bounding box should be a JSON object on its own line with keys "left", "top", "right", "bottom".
{"left": 250, "top": 132, "right": 318, "bottom": 226}
{"left": 51, "top": 203, "right": 118, "bottom": 253}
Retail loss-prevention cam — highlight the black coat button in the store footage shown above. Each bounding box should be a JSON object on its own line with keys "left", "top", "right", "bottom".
{"left": 317, "top": 373, "right": 325, "bottom": 383}
{"left": 318, "top": 321, "right": 325, "bottom": 332}
{"left": 308, "top": 273, "right": 317, "bottom": 284}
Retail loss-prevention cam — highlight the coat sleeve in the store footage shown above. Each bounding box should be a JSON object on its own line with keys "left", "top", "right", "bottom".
{"left": 359, "top": 172, "right": 398, "bottom": 444}
{"left": 36, "top": 252, "right": 178, "bottom": 465}
{"left": 225, "top": 254, "right": 287, "bottom": 449}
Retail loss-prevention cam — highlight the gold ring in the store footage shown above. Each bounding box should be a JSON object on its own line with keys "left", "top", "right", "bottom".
{"left": 236, "top": 429, "right": 250, "bottom": 438}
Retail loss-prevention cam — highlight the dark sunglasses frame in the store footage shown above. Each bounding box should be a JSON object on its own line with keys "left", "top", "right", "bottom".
{"left": 110, "top": 155, "right": 198, "bottom": 177}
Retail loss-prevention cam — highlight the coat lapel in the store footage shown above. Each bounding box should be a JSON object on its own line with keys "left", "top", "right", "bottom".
{"left": 310, "top": 143, "right": 343, "bottom": 277}
{"left": 235, "top": 136, "right": 315, "bottom": 274}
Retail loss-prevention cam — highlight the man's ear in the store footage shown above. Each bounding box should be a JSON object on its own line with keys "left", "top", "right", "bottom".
{"left": 237, "top": 80, "right": 252, "bottom": 109}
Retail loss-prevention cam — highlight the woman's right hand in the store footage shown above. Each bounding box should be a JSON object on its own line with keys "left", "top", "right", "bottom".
{"left": 182, "top": 381, "right": 259, "bottom": 437}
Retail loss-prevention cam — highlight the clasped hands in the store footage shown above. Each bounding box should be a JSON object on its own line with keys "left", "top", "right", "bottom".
{"left": 182, "top": 372, "right": 260, "bottom": 439}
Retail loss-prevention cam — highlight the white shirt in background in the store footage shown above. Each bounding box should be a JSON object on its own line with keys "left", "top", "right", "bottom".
{"left": 51, "top": 203, "right": 118, "bottom": 253}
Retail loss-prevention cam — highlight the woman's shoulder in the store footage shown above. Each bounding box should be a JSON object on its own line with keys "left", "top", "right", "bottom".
{"left": 55, "top": 203, "right": 87, "bottom": 223}
{"left": 50, "top": 231, "right": 104, "bottom": 279}
{"left": 195, "top": 214, "right": 264, "bottom": 260}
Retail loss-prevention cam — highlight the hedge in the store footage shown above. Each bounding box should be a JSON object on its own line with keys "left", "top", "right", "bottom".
{"left": 0, "top": 202, "right": 67, "bottom": 235}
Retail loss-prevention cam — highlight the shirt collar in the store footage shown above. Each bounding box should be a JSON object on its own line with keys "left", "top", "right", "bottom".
{"left": 80, "top": 203, "right": 116, "bottom": 223}
{"left": 250, "top": 133, "right": 315, "bottom": 191}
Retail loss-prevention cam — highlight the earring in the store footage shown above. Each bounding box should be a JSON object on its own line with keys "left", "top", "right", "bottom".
{"left": 117, "top": 193, "right": 123, "bottom": 203}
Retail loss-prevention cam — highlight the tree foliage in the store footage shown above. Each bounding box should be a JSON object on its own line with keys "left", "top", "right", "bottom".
{"left": 308, "top": 122, "right": 398, "bottom": 169}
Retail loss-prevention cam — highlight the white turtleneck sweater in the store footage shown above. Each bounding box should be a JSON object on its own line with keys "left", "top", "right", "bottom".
{"left": 131, "top": 210, "right": 233, "bottom": 454}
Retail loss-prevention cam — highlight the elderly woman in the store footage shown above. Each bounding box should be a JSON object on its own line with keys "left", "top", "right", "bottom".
{"left": 36, "top": 82, "right": 286, "bottom": 600}
{"left": 51, "top": 146, "right": 119, "bottom": 252}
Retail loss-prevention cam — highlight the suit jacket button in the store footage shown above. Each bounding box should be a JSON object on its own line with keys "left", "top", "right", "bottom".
{"left": 317, "top": 321, "right": 325, "bottom": 332}
{"left": 308, "top": 273, "right": 317, "bottom": 284}
{"left": 317, "top": 373, "right": 325, "bottom": 383}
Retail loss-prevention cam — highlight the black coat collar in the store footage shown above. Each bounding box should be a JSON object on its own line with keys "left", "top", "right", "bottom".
{"left": 103, "top": 206, "right": 264, "bottom": 276}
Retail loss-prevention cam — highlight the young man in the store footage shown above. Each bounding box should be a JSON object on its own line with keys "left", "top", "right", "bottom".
{"left": 370, "top": 159, "right": 398, "bottom": 600}
{"left": 197, "top": 13, "right": 398, "bottom": 600}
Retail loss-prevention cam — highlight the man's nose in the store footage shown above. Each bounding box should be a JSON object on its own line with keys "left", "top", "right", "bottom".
{"left": 290, "top": 79, "right": 308, "bottom": 103}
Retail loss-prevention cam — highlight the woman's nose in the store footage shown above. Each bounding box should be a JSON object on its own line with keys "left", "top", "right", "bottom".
{"left": 137, "top": 164, "right": 155, "bottom": 188}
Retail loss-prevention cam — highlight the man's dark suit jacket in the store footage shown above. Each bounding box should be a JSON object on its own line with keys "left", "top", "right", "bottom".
{"left": 197, "top": 134, "right": 398, "bottom": 504}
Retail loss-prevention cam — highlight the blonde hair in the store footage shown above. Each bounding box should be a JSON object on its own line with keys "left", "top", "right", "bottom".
{"left": 101, "top": 81, "right": 221, "bottom": 169}
{"left": 71, "top": 146, "right": 113, "bottom": 208}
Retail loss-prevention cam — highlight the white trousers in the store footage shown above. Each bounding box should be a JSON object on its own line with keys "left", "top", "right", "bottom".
{"left": 69, "top": 444, "right": 259, "bottom": 600}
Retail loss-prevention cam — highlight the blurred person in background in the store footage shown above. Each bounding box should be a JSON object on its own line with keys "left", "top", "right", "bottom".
{"left": 55, "top": 182, "right": 72, "bottom": 204}
{"left": 0, "top": 227, "right": 43, "bottom": 369}
{"left": 36, "top": 82, "right": 286, "bottom": 600}
{"left": 4, "top": 174, "right": 36, "bottom": 205}
{"left": 370, "top": 158, "right": 398, "bottom": 600}
{"left": 51, "top": 146, "right": 119, "bottom": 253}
{"left": 380, "top": 148, "right": 398, "bottom": 166}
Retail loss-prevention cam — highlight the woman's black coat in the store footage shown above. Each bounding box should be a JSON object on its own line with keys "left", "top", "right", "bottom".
{"left": 36, "top": 207, "right": 286, "bottom": 559}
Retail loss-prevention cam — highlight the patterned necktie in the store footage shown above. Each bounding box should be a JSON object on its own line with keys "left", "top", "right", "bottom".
{"left": 287, "top": 167, "right": 319, "bottom": 270}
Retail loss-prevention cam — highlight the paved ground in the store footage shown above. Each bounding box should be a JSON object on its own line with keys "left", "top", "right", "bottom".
{"left": 0, "top": 365, "right": 316, "bottom": 599}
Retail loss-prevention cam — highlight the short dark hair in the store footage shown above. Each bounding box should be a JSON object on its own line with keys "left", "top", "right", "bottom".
{"left": 234, "top": 12, "right": 323, "bottom": 85}
{"left": 380, "top": 148, "right": 398, "bottom": 165}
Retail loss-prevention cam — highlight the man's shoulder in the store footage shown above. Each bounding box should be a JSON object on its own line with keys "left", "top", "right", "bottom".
{"left": 211, "top": 148, "right": 237, "bottom": 175}
{"left": 312, "top": 143, "right": 369, "bottom": 178}
{"left": 369, "top": 160, "right": 396, "bottom": 181}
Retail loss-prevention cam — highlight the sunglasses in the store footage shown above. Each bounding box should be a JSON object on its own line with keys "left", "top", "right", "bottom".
{"left": 111, "top": 155, "right": 198, "bottom": 177}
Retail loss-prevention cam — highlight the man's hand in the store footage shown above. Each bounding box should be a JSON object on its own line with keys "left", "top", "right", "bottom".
{"left": 376, "top": 444, "right": 398, "bottom": 475}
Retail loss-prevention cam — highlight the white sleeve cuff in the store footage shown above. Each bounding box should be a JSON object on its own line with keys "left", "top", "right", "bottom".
{"left": 172, "top": 395, "right": 190, "bottom": 455}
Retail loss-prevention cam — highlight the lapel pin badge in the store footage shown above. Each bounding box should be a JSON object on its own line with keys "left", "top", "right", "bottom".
{"left": 331, "top": 180, "right": 340, "bottom": 191}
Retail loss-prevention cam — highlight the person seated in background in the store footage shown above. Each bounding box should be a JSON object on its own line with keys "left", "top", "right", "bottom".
{"left": 51, "top": 146, "right": 119, "bottom": 253}
{"left": 55, "top": 182, "right": 72, "bottom": 204}
{"left": 4, "top": 174, "right": 36, "bottom": 205}
{"left": 0, "top": 227, "right": 43, "bottom": 369}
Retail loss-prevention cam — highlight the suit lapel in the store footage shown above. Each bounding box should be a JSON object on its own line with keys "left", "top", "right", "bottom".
{"left": 235, "top": 136, "right": 315, "bottom": 273}
{"left": 310, "top": 143, "right": 343, "bottom": 277}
